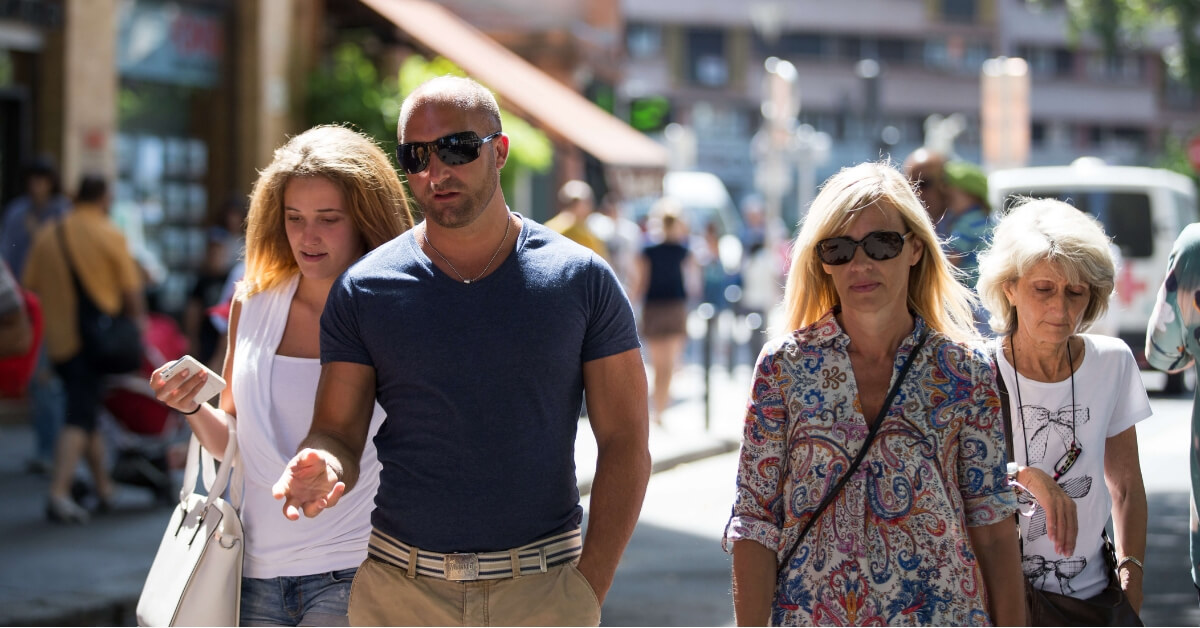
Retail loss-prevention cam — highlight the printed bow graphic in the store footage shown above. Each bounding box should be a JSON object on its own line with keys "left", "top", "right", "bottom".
{"left": 1018, "top": 404, "right": 1091, "bottom": 464}
{"left": 1022, "top": 554, "right": 1088, "bottom": 594}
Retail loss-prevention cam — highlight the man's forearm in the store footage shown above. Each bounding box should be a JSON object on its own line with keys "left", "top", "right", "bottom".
{"left": 578, "top": 437, "right": 650, "bottom": 604}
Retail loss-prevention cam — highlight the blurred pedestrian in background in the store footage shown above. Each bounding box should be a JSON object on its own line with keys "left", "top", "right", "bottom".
{"left": 1, "top": 157, "right": 68, "bottom": 474}
{"left": 24, "top": 174, "right": 145, "bottom": 523}
{"left": 0, "top": 260, "right": 32, "bottom": 358}
{"left": 737, "top": 193, "right": 787, "bottom": 363}
{"left": 547, "top": 179, "right": 609, "bottom": 259}
{"left": 1145, "top": 222, "right": 1200, "bottom": 609}
{"left": 587, "top": 193, "right": 642, "bottom": 298}
{"left": 151, "top": 125, "right": 413, "bottom": 626}
{"left": 635, "top": 199, "right": 698, "bottom": 425}
{"left": 940, "top": 160, "right": 991, "bottom": 282}
{"left": 978, "top": 198, "right": 1147, "bottom": 624}
{"left": 726, "top": 162, "right": 1022, "bottom": 625}
{"left": 941, "top": 160, "right": 993, "bottom": 333}
{"left": 183, "top": 230, "right": 233, "bottom": 371}
{"left": 2, "top": 157, "right": 71, "bottom": 278}
{"left": 902, "top": 147, "right": 949, "bottom": 227}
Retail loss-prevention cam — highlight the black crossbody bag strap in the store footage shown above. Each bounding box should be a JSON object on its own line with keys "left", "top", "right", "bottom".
{"left": 782, "top": 326, "right": 929, "bottom": 565}
{"left": 989, "top": 342, "right": 1016, "bottom": 466}
{"left": 55, "top": 221, "right": 89, "bottom": 304}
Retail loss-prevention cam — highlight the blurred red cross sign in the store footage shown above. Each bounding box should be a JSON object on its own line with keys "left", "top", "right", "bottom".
{"left": 1190, "top": 134, "right": 1200, "bottom": 173}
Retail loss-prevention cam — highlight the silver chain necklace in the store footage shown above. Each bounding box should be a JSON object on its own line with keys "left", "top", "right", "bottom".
{"left": 423, "top": 213, "right": 512, "bottom": 284}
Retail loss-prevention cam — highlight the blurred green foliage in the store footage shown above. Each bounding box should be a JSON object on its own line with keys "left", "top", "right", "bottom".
{"left": 1033, "top": 0, "right": 1200, "bottom": 90}
{"left": 1156, "top": 131, "right": 1200, "bottom": 183}
{"left": 306, "top": 41, "right": 400, "bottom": 146}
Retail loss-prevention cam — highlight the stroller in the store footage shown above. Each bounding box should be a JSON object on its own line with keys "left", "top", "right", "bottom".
{"left": 85, "top": 313, "right": 193, "bottom": 505}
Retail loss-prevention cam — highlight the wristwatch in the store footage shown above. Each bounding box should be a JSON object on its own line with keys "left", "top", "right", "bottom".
{"left": 1006, "top": 461, "right": 1020, "bottom": 485}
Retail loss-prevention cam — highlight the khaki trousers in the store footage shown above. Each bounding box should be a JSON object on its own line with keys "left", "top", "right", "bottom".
{"left": 348, "top": 556, "right": 602, "bottom": 626}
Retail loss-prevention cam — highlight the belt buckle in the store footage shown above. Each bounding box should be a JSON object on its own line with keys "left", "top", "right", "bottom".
{"left": 444, "top": 553, "right": 479, "bottom": 581}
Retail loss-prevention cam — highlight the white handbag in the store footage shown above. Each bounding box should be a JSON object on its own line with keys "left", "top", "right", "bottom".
{"left": 137, "top": 425, "right": 245, "bottom": 626}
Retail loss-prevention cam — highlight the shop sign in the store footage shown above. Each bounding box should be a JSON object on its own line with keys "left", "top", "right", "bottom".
{"left": 118, "top": 1, "right": 222, "bottom": 87}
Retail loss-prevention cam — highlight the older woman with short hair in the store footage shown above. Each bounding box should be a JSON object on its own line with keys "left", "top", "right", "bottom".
{"left": 977, "top": 198, "right": 1149, "bottom": 625}
{"left": 725, "top": 162, "right": 1023, "bottom": 626}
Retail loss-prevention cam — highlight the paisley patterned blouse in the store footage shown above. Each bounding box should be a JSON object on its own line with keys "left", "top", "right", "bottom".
{"left": 723, "top": 311, "right": 1016, "bottom": 626}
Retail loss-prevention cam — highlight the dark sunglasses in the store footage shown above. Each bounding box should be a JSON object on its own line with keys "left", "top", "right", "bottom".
{"left": 396, "top": 131, "right": 501, "bottom": 175}
{"left": 816, "top": 230, "right": 911, "bottom": 265}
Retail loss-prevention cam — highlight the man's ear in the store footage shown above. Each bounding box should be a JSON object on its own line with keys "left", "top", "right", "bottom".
{"left": 494, "top": 134, "right": 509, "bottom": 170}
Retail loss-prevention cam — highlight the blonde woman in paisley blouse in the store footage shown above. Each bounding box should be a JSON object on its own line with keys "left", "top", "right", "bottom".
{"left": 724, "top": 162, "right": 1023, "bottom": 626}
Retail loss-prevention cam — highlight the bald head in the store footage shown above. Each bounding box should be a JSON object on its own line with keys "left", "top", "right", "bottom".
{"left": 398, "top": 76, "right": 502, "bottom": 143}
{"left": 903, "top": 148, "right": 949, "bottom": 225}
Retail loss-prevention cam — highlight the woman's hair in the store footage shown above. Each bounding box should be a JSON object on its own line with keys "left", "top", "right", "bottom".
{"left": 241, "top": 125, "right": 414, "bottom": 297}
{"left": 976, "top": 197, "right": 1116, "bottom": 335}
{"left": 648, "top": 197, "right": 686, "bottom": 242}
{"left": 781, "top": 161, "right": 978, "bottom": 344}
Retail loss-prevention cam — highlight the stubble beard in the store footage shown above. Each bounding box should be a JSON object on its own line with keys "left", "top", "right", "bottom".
{"left": 419, "top": 169, "right": 501, "bottom": 230}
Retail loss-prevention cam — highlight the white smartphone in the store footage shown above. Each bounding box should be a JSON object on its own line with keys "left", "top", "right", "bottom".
{"left": 160, "top": 355, "right": 227, "bottom": 406}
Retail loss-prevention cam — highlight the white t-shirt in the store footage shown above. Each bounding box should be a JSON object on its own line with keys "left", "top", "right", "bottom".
{"left": 994, "top": 334, "right": 1152, "bottom": 599}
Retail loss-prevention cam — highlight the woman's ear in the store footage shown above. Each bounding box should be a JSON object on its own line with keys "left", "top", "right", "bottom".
{"left": 908, "top": 235, "right": 924, "bottom": 267}
{"left": 1002, "top": 279, "right": 1017, "bottom": 304}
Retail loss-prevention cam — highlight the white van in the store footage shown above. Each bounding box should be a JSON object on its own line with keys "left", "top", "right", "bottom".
{"left": 988, "top": 159, "right": 1199, "bottom": 391}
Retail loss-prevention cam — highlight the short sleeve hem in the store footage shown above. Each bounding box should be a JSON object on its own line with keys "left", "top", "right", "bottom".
{"left": 721, "top": 515, "right": 781, "bottom": 554}
{"left": 963, "top": 490, "right": 1017, "bottom": 527}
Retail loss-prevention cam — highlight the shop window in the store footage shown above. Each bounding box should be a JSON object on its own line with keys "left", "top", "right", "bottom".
{"left": 1164, "top": 75, "right": 1198, "bottom": 110}
{"left": 942, "top": 0, "right": 977, "bottom": 23}
{"left": 687, "top": 28, "right": 727, "bottom": 87}
{"left": 756, "top": 32, "right": 825, "bottom": 58}
{"left": 626, "top": 23, "right": 661, "bottom": 59}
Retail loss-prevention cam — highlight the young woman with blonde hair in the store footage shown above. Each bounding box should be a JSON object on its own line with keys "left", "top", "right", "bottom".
{"left": 150, "top": 125, "right": 413, "bottom": 626}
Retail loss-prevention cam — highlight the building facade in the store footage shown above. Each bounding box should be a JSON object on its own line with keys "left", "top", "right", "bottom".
{"left": 620, "top": 0, "right": 1200, "bottom": 223}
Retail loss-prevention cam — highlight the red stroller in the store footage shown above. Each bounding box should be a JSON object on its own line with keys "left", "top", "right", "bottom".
{"left": 95, "top": 312, "right": 192, "bottom": 504}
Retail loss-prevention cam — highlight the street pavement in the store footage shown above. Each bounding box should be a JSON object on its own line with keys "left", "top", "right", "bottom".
{"left": 3, "top": 361, "right": 1199, "bottom": 626}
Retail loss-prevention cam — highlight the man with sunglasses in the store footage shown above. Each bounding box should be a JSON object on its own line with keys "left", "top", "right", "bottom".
{"left": 273, "top": 76, "right": 650, "bottom": 626}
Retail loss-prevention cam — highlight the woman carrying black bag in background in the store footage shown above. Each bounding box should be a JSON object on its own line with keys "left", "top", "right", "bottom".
{"left": 977, "top": 198, "right": 1149, "bottom": 625}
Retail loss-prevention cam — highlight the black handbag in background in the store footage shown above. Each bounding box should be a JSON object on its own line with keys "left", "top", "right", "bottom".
{"left": 56, "top": 222, "right": 143, "bottom": 374}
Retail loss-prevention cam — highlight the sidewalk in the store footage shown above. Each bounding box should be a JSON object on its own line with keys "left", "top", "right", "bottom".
{"left": 0, "top": 363, "right": 751, "bottom": 627}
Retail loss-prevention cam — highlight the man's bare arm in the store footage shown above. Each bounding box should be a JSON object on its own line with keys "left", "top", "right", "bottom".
{"left": 577, "top": 348, "right": 651, "bottom": 604}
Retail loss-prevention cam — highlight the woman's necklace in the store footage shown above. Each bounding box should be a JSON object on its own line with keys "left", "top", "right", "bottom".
{"left": 1009, "top": 334, "right": 1082, "bottom": 480}
{"left": 423, "top": 213, "right": 512, "bottom": 284}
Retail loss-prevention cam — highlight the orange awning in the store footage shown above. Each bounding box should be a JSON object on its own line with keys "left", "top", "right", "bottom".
{"left": 360, "top": 0, "right": 668, "bottom": 170}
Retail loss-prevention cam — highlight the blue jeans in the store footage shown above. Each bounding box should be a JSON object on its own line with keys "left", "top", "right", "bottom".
{"left": 240, "top": 568, "right": 357, "bottom": 627}
{"left": 30, "top": 347, "right": 64, "bottom": 460}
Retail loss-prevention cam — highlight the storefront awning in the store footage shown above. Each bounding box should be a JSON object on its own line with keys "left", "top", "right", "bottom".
{"left": 359, "top": 0, "right": 669, "bottom": 170}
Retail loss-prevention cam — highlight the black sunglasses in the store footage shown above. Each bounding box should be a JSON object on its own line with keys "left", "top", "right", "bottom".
{"left": 816, "top": 231, "right": 911, "bottom": 265}
{"left": 396, "top": 131, "right": 501, "bottom": 175}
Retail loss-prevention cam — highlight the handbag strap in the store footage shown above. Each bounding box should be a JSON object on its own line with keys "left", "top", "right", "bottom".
{"left": 784, "top": 325, "right": 929, "bottom": 562}
{"left": 989, "top": 341, "right": 1016, "bottom": 466}
{"left": 181, "top": 423, "right": 244, "bottom": 511}
{"left": 54, "top": 221, "right": 89, "bottom": 302}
